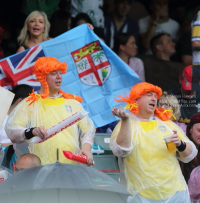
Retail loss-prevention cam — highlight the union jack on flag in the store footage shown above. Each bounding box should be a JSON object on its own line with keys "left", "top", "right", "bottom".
{"left": 0, "top": 45, "right": 45, "bottom": 90}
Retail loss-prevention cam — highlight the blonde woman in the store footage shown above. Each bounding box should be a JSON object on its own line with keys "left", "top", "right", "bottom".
{"left": 17, "top": 11, "right": 51, "bottom": 53}
{"left": 158, "top": 94, "right": 187, "bottom": 133}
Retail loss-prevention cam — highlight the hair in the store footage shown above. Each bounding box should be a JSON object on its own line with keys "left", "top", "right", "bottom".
{"left": 50, "top": 10, "right": 71, "bottom": 38}
{"left": 115, "top": 82, "right": 172, "bottom": 121}
{"left": 34, "top": 56, "right": 67, "bottom": 99}
{"left": 114, "top": 33, "right": 134, "bottom": 54}
{"left": 72, "top": 13, "right": 93, "bottom": 28}
{"left": 181, "top": 113, "right": 200, "bottom": 183}
{"left": 11, "top": 84, "right": 33, "bottom": 105}
{"left": 18, "top": 11, "right": 50, "bottom": 46}
{"left": 150, "top": 33, "right": 170, "bottom": 55}
{"left": 27, "top": 56, "right": 83, "bottom": 104}
{"left": 158, "top": 94, "right": 181, "bottom": 121}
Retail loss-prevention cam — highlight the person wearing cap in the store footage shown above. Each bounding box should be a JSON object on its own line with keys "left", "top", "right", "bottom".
{"left": 192, "top": 10, "right": 200, "bottom": 71}
{"left": 181, "top": 113, "right": 200, "bottom": 183}
{"left": 167, "top": 65, "right": 200, "bottom": 124}
{"left": 5, "top": 56, "right": 95, "bottom": 166}
{"left": 110, "top": 82, "right": 197, "bottom": 203}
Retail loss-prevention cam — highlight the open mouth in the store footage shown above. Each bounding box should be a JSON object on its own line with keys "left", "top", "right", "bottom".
{"left": 149, "top": 103, "right": 155, "bottom": 108}
{"left": 33, "top": 28, "right": 40, "bottom": 31}
{"left": 55, "top": 82, "right": 61, "bottom": 85}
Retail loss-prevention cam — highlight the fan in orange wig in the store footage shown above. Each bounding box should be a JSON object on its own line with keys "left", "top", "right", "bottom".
{"left": 27, "top": 56, "right": 83, "bottom": 105}
{"left": 115, "top": 82, "right": 171, "bottom": 121}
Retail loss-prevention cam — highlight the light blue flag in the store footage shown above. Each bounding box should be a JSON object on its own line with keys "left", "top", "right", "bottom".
{"left": 1, "top": 24, "right": 140, "bottom": 127}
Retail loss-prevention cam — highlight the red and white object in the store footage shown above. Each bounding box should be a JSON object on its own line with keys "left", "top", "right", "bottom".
{"left": 31, "top": 111, "right": 88, "bottom": 143}
{"left": 0, "top": 170, "right": 7, "bottom": 183}
{"left": 63, "top": 151, "right": 94, "bottom": 165}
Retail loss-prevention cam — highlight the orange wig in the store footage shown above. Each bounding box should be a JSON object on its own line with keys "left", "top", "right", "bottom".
{"left": 115, "top": 82, "right": 171, "bottom": 121}
{"left": 27, "top": 56, "right": 83, "bottom": 104}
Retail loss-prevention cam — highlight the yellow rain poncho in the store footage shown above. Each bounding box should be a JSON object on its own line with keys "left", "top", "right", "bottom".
{"left": 5, "top": 94, "right": 95, "bottom": 165}
{"left": 111, "top": 114, "right": 197, "bottom": 203}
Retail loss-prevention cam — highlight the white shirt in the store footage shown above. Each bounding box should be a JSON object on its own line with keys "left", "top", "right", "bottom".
{"left": 138, "top": 16, "right": 180, "bottom": 41}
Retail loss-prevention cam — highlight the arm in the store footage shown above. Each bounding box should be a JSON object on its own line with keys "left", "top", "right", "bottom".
{"left": 113, "top": 107, "right": 132, "bottom": 148}
{"left": 110, "top": 106, "right": 133, "bottom": 157}
{"left": 80, "top": 143, "right": 93, "bottom": 166}
{"left": 79, "top": 113, "right": 95, "bottom": 166}
{"left": 5, "top": 100, "right": 47, "bottom": 143}
{"left": 141, "top": 24, "right": 157, "bottom": 51}
{"left": 141, "top": 8, "right": 169, "bottom": 51}
{"left": 170, "top": 130, "right": 197, "bottom": 163}
{"left": 192, "top": 41, "right": 200, "bottom": 49}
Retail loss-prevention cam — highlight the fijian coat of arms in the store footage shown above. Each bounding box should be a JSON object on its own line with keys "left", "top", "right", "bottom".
{"left": 71, "top": 40, "right": 111, "bottom": 86}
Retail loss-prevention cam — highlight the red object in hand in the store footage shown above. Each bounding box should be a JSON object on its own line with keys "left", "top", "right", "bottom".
{"left": 63, "top": 151, "right": 94, "bottom": 165}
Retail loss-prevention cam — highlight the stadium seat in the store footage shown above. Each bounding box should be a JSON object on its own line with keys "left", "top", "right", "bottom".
{"left": 93, "top": 155, "right": 119, "bottom": 171}
{"left": 94, "top": 133, "right": 112, "bottom": 154}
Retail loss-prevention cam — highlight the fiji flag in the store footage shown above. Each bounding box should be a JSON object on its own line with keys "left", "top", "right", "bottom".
{"left": 0, "top": 25, "right": 140, "bottom": 127}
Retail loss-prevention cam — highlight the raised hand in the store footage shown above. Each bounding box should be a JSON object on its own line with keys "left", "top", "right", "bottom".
{"left": 112, "top": 105, "right": 129, "bottom": 121}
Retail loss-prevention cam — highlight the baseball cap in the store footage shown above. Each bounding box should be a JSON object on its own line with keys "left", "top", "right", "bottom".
{"left": 180, "top": 65, "right": 200, "bottom": 91}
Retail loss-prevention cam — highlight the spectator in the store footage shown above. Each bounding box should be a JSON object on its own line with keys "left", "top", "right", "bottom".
{"left": 0, "top": 84, "right": 33, "bottom": 171}
{"left": 128, "top": 0, "right": 149, "bottom": 23}
{"left": 192, "top": 10, "right": 200, "bottom": 71}
{"left": 158, "top": 94, "right": 187, "bottom": 133}
{"left": 5, "top": 57, "right": 95, "bottom": 166}
{"left": 138, "top": 0, "right": 180, "bottom": 54}
{"left": 188, "top": 166, "right": 200, "bottom": 202}
{"left": 50, "top": 10, "right": 71, "bottom": 38}
{"left": 50, "top": 11, "right": 94, "bottom": 38}
{"left": 70, "top": 0, "right": 104, "bottom": 28}
{"left": 150, "top": 33, "right": 176, "bottom": 61}
{"left": 72, "top": 13, "right": 93, "bottom": 27}
{"left": 114, "top": 33, "right": 145, "bottom": 82}
{"left": 71, "top": 13, "right": 103, "bottom": 39}
{"left": 14, "top": 154, "right": 41, "bottom": 173}
{"left": 140, "top": 34, "right": 184, "bottom": 90}
{"left": 181, "top": 113, "right": 200, "bottom": 183}
{"left": 16, "top": 10, "right": 51, "bottom": 53}
{"left": 104, "top": 0, "right": 139, "bottom": 50}
{"left": 167, "top": 66, "right": 200, "bottom": 124}
{"left": 111, "top": 82, "right": 197, "bottom": 203}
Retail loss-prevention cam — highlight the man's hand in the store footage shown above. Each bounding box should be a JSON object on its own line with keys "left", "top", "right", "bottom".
{"left": 170, "top": 130, "right": 181, "bottom": 146}
{"left": 112, "top": 105, "right": 129, "bottom": 121}
{"left": 80, "top": 143, "right": 93, "bottom": 166}
{"left": 32, "top": 126, "right": 48, "bottom": 141}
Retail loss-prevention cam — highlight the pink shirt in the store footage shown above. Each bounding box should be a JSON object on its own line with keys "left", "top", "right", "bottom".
{"left": 174, "top": 121, "right": 187, "bottom": 133}
{"left": 129, "top": 57, "right": 145, "bottom": 82}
